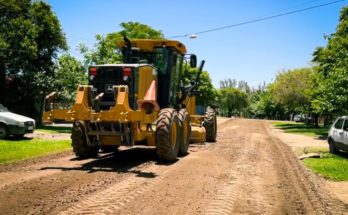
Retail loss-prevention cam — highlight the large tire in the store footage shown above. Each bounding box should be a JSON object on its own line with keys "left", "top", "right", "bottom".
{"left": 203, "top": 109, "right": 217, "bottom": 142}
{"left": 0, "top": 124, "right": 8, "bottom": 139}
{"left": 178, "top": 109, "right": 191, "bottom": 156}
{"left": 71, "top": 121, "right": 99, "bottom": 158}
{"left": 156, "top": 108, "right": 180, "bottom": 161}
{"left": 329, "top": 138, "right": 339, "bottom": 154}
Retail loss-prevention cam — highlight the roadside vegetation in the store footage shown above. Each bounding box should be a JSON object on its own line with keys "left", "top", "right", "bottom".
{"left": 0, "top": 138, "right": 71, "bottom": 164}
{"left": 272, "top": 121, "right": 328, "bottom": 138}
{"left": 304, "top": 153, "right": 348, "bottom": 181}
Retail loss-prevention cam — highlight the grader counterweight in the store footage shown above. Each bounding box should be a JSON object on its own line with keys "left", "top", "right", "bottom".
{"left": 43, "top": 38, "right": 217, "bottom": 161}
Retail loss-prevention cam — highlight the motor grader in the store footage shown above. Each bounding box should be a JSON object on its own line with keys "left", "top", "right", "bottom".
{"left": 43, "top": 37, "right": 217, "bottom": 161}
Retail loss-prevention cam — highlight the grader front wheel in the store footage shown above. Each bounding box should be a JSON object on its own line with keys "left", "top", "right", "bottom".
{"left": 203, "top": 109, "right": 217, "bottom": 142}
{"left": 155, "top": 108, "right": 180, "bottom": 161}
{"left": 178, "top": 109, "right": 191, "bottom": 156}
{"left": 71, "top": 121, "right": 99, "bottom": 158}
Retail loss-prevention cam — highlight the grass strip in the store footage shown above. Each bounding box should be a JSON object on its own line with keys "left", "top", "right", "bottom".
{"left": 0, "top": 138, "right": 71, "bottom": 164}
{"left": 304, "top": 153, "right": 348, "bottom": 181}
{"left": 272, "top": 121, "right": 328, "bottom": 138}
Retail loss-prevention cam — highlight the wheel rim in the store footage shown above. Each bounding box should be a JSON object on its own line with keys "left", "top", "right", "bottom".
{"left": 171, "top": 122, "right": 177, "bottom": 147}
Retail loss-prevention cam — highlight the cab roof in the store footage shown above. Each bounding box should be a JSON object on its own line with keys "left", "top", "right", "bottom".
{"left": 117, "top": 39, "right": 187, "bottom": 54}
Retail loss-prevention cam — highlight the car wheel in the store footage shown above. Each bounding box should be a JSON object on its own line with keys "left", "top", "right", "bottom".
{"left": 329, "top": 139, "right": 339, "bottom": 154}
{"left": 0, "top": 124, "right": 9, "bottom": 139}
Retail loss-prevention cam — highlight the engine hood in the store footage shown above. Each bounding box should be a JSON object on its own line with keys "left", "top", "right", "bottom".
{"left": 0, "top": 112, "right": 35, "bottom": 124}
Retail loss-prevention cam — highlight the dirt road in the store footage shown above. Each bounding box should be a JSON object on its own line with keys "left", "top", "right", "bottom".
{"left": 0, "top": 119, "right": 347, "bottom": 215}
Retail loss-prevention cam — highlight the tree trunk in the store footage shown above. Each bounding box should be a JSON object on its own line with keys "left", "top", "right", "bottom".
{"left": 34, "top": 95, "right": 44, "bottom": 125}
{"left": 314, "top": 114, "right": 319, "bottom": 128}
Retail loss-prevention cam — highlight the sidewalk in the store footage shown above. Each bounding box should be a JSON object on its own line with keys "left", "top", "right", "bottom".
{"left": 271, "top": 127, "right": 327, "bottom": 151}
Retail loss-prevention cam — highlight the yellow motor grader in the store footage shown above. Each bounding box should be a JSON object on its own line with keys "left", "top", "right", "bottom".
{"left": 43, "top": 37, "right": 217, "bottom": 161}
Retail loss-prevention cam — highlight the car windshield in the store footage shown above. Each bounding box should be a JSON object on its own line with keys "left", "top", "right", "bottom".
{"left": 0, "top": 104, "right": 8, "bottom": 112}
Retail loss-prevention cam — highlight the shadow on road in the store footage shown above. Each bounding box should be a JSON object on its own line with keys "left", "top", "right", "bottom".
{"left": 40, "top": 147, "right": 179, "bottom": 178}
{"left": 3, "top": 135, "right": 33, "bottom": 141}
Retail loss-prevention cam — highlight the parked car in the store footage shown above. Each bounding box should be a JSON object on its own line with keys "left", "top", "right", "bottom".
{"left": 0, "top": 104, "right": 35, "bottom": 139}
{"left": 328, "top": 116, "right": 348, "bottom": 154}
{"left": 294, "top": 115, "right": 304, "bottom": 122}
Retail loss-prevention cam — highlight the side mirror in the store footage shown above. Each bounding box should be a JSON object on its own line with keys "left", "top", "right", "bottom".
{"left": 190, "top": 55, "right": 197, "bottom": 68}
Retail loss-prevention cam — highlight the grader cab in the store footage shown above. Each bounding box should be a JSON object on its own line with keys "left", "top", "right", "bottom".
{"left": 43, "top": 38, "right": 217, "bottom": 161}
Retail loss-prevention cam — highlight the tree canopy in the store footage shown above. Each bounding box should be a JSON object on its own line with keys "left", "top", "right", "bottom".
{"left": 270, "top": 68, "right": 313, "bottom": 114}
{"left": 53, "top": 54, "right": 87, "bottom": 101}
{"left": 79, "top": 22, "right": 164, "bottom": 66}
{"left": 0, "top": 0, "right": 67, "bottom": 119}
{"left": 182, "top": 64, "right": 217, "bottom": 107}
{"left": 217, "top": 79, "right": 249, "bottom": 117}
{"left": 311, "top": 6, "right": 348, "bottom": 115}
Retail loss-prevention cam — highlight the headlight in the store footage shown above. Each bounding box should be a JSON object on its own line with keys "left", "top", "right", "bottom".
{"left": 17, "top": 121, "right": 25, "bottom": 127}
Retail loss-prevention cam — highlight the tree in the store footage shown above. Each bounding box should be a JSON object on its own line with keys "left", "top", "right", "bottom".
{"left": 53, "top": 54, "right": 87, "bottom": 101}
{"left": 107, "top": 22, "right": 164, "bottom": 42}
{"left": 0, "top": 0, "right": 67, "bottom": 121}
{"left": 249, "top": 85, "right": 286, "bottom": 120}
{"left": 218, "top": 79, "right": 248, "bottom": 117}
{"left": 237, "top": 80, "right": 251, "bottom": 94}
{"left": 270, "top": 68, "right": 313, "bottom": 116}
{"left": 182, "top": 64, "right": 217, "bottom": 107}
{"left": 219, "top": 88, "right": 248, "bottom": 117}
{"left": 312, "top": 6, "right": 348, "bottom": 116}
{"left": 79, "top": 22, "right": 164, "bottom": 66}
{"left": 219, "top": 78, "right": 237, "bottom": 89}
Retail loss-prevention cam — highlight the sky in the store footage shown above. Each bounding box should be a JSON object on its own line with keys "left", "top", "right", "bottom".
{"left": 47, "top": 0, "right": 346, "bottom": 88}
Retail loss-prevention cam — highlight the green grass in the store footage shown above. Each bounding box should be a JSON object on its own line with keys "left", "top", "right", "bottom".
{"left": 272, "top": 121, "right": 328, "bottom": 138}
{"left": 0, "top": 138, "right": 71, "bottom": 164}
{"left": 304, "top": 153, "right": 348, "bottom": 181}
{"left": 35, "top": 125, "right": 71, "bottom": 134}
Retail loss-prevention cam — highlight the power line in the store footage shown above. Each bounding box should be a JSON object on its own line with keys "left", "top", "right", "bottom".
{"left": 171, "top": 0, "right": 345, "bottom": 38}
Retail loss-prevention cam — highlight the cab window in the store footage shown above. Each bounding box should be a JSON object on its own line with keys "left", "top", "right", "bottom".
{"left": 153, "top": 48, "right": 168, "bottom": 74}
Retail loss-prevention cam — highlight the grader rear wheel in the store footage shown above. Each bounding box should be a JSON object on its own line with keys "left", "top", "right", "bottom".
{"left": 155, "top": 108, "right": 180, "bottom": 161}
{"left": 203, "top": 109, "right": 217, "bottom": 142}
{"left": 178, "top": 109, "right": 191, "bottom": 156}
{"left": 71, "top": 121, "right": 99, "bottom": 158}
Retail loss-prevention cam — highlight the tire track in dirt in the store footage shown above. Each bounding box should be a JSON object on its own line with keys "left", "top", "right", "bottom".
{"left": 60, "top": 160, "right": 184, "bottom": 214}
{"left": 205, "top": 124, "right": 284, "bottom": 215}
{"left": 0, "top": 147, "right": 160, "bottom": 215}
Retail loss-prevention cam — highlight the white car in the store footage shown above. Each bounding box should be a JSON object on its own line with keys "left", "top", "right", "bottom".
{"left": 328, "top": 116, "right": 348, "bottom": 154}
{"left": 0, "top": 104, "right": 35, "bottom": 139}
{"left": 294, "top": 115, "right": 304, "bottom": 122}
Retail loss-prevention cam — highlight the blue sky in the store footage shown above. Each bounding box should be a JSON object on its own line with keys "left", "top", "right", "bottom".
{"left": 47, "top": 0, "right": 346, "bottom": 88}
